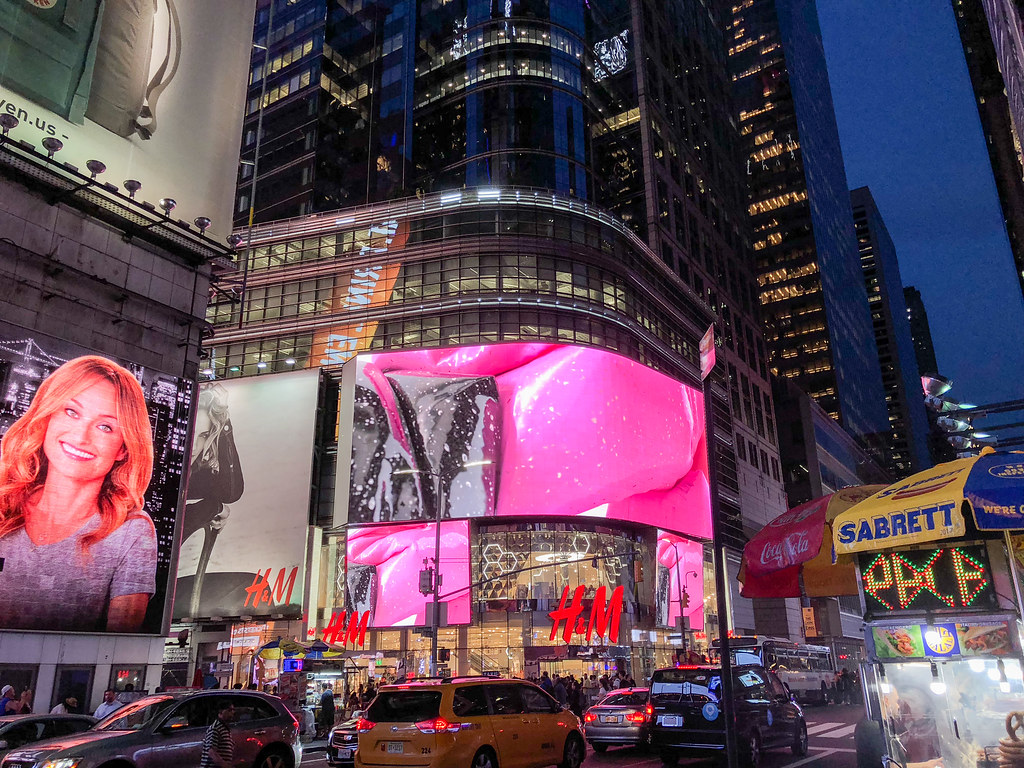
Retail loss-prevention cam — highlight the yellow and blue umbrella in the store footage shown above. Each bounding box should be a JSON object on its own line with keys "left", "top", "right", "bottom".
{"left": 304, "top": 640, "right": 344, "bottom": 659}
{"left": 257, "top": 637, "right": 307, "bottom": 660}
{"left": 832, "top": 448, "right": 1024, "bottom": 555}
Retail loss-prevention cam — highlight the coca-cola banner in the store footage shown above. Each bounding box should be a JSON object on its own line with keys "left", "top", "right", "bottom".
{"left": 744, "top": 496, "right": 831, "bottom": 577}
{"left": 743, "top": 485, "right": 884, "bottom": 581}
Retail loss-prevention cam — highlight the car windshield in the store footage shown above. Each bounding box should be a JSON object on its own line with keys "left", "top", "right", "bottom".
{"left": 95, "top": 697, "right": 176, "bottom": 731}
{"left": 599, "top": 691, "right": 648, "bottom": 706}
{"left": 651, "top": 668, "right": 768, "bottom": 705}
{"left": 366, "top": 691, "right": 441, "bottom": 723}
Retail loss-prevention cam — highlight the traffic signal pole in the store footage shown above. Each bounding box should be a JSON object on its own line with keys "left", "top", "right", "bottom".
{"left": 701, "top": 327, "right": 739, "bottom": 768}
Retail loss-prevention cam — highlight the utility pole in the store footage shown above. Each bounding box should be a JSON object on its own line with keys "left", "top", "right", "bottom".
{"left": 429, "top": 478, "right": 447, "bottom": 677}
{"left": 701, "top": 325, "right": 738, "bottom": 768}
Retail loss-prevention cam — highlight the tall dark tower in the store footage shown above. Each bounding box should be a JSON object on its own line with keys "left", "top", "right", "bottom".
{"left": 953, "top": 0, "right": 1024, "bottom": 304}
{"left": 903, "top": 286, "right": 940, "bottom": 378}
{"left": 727, "top": 0, "right": 889, "bottom": 446}
{"left": 851, "top": 187, "right": 930, "bottom": 477}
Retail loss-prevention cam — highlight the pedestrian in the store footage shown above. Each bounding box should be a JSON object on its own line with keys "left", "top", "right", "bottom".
{"left": 553, "top": 675, "right": 568, "bottom": 707}
{"left": 51, "top": 695, "right": 78, "bottom": 714}
{"left": 584, "top": 674, "right": 599, "bottom": 705}
{"left": 318, "top": 683, "right": 335, "bottom": 737}
{"left": 199, "top": 701, "right": 235, "bottom": 768}
{"left": 94, "top": 688, "right": 122, "bottom": 719}
{"left": 0, "top": 684, "right": 18, "bottom": 716}
{"left": 18, "top": 688, "right": 32, "bottom": 713}
{"left": 539, "top": 671, "right": 553, "bottom": 694}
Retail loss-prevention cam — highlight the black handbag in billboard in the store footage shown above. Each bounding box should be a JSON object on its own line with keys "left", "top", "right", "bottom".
{"left": 0, "top": 0, "right": 181, "bottom": 137}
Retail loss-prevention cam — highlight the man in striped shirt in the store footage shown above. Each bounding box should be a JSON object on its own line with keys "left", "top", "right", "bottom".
{"left": 200, "top": 701, "right": 235, "bottom": 768}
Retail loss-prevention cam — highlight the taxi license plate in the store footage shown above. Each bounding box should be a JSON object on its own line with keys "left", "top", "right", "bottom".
{"left": 601, "top": 715, "right": 619, "bottom": 723}
{"left": 336, "top": 748, "right": 351, "bottom": 759}
{"left": 661, "top": 715, "right": 682, "bottom": 727}
{"left": 385, "top": 742, "right": 403, "bottom": 754}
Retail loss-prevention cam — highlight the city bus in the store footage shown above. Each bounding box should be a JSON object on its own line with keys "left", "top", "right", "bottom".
{"left": 711, "top": 636, "right": 835, "bottom": 704}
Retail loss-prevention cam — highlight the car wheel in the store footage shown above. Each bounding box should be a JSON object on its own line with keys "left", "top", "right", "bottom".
{"left": 792, "top": 720, "right": 808, "bottom": 756}
{"left": 592, "top": 743, "right": 608, "bottom": 752}
{"left": 255, "top": 746, "right": 293, "bottom": 768}
{"left": 743, "top": 730, "right": 761, "bottom": 768}
{"left": 559, "top": 733, "right": 585, "bottom": 768}
{"left": 471, "top": 747, "right": 498, "bottom": 768}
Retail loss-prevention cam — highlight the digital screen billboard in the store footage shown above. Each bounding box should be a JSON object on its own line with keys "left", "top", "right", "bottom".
{"left": 0, "top": 0, "right": 254, "bottom": 240}
{"left": 0, "top": 322, "right": 192, "bottom": 634}
{"left": 174, "top": 369, "right": 319, "bottom": 621}
{"left": 656, "top": 531, "right": 705, "bottom": 630}
{"left": 345, "top": 521, "right": 471, "bottom": 627}
{"left": 336, "top": 343, "right": 711, "bottom": 538}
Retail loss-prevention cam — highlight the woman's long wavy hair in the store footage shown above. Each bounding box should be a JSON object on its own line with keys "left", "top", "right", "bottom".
{"left": 0, "top": 356, "right": 154, "bottom": 553}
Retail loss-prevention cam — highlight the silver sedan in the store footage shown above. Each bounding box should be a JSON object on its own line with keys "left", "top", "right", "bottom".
{"left": 581, "top": 688, "right": 650, "bottom": 752}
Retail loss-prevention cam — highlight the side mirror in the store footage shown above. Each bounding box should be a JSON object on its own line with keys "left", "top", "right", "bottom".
{"left": 0, "top": 740, "right": 8, "bottom": 750}
{"left": 162, "top": 717, "right": 189, "bottom": 732}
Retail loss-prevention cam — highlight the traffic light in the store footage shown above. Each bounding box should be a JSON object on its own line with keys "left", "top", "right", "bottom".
{"left": 437, "top": 648, "right": 451, "bottom": 662}
{"left": 681, "top": 589, "right": 690, "bottom": 608}
{"left": 419, "top": 567, "right": 434, "bottom": 595}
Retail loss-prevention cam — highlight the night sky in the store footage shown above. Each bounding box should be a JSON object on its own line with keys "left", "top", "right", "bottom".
{"left": 816, "top": 0, "right": 1024, "bottom": 438}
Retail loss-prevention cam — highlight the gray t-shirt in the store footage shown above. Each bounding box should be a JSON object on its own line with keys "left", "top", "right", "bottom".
{"left": 0, "top": 514, "right": 157, "bottom": 631}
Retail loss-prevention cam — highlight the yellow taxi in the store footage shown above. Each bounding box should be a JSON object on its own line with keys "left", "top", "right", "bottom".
{"left": 354, "top": 676, "right": 585, "bottom": 768}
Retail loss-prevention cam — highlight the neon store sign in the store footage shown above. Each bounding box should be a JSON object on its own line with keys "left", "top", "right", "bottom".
{"left": 859, "top": 545, "right": 997, "bottom": 613}
{"left": 549, "top": 585, "right": 625, "bottom": 643}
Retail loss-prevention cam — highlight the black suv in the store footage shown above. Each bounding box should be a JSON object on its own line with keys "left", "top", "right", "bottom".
{"left": 647, "top": 664, "right": 807, "bottom": 768}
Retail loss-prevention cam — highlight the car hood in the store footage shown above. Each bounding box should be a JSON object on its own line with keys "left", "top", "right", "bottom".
{"left": 5, "top": 730, "right": 132, "bottom": 762}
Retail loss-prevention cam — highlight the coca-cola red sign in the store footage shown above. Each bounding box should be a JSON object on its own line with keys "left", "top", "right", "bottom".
{"left": 743, "top": 496, "right": 830, "bottom": 576}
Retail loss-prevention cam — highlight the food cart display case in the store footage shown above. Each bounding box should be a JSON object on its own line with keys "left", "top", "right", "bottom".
{"left": 857, "top": 540, "right": 1024, "bottom": 768}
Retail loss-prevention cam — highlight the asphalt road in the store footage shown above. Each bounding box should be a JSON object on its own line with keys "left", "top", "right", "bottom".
{"left": 299, "top": 703, "right": 865, "bottom": 768}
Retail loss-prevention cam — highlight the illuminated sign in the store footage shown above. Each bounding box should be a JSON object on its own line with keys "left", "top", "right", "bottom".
{"left": 549, "top": 585, "right": 625, "bottom": 644}
{"left": 872, "top": 621, "right": 1013, "bottom": 659}
{"left": 858, "top": 545, "right": 997, "bottom": 613}
{"left": 282, "top": 659, "right": 304, "bottom": 673}
{"left": 322, "top": 609, "right": 372, "bottom": 648}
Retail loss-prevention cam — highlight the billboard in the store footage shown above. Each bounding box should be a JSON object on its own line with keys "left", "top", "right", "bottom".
{"left": 173, "top": 369, "right": 319, "bottom": 621}
{"left": 656, "top": 531, "right": 705, "bottom": 631}
{"left": 0, "top": 322, "right": 192, "bottom": 634}
{"left": 336, "top": 343, "right": 711, "bottom": 537}
{"left": 345, "top": 521, "right": 471, "bottom": 627}
{"left": 0, "top": 0, "right": 254, "bottom": 240}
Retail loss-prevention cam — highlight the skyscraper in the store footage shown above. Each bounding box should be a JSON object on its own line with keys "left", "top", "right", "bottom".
{"left": 851, "top": 187, "right": 930, "bottom": 477}
{"left": 903, "top": 286, "right": 940, "bottom": 378}
{"left": 224, "top": 0, "right": 793, "bottom": 641}
{"left": 727, "top": 0, "right": 889, "bottom": 445}
{"left": 953, "top": 0, "right": 1024, "bottom": 303}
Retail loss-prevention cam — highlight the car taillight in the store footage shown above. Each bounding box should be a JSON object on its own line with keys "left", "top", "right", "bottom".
{"left": 356, "top": 717, "right": 376, "bottom": 733}
{"left": 415, "top": 717, "right": 461, "bottom": 734}
{"left": 583, "top": 712, "right": 597, "bottom": 723}
{"left": 626, "top": 712, "right": 645, "bottom": 723}
{"left": 645, "top": 703, "right": 653, "bottom": 718}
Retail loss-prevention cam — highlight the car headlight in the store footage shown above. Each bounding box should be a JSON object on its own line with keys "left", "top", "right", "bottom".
{"left": 38, "top": 758, "right": 83, "bottom": 768}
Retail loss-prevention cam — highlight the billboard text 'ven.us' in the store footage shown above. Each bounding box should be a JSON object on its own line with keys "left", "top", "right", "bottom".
{"left": 0, "top": 0, "right": 254, "bottom": 239}
{"left": 174, "top": 369, "right": 319, "bottom": 622}
{"left": 0, "top": 321, "right": 193, "bottom": 635}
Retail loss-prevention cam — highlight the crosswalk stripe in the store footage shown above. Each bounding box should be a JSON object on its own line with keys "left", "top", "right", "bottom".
{"left": 819, "top": 724, "right": 857, "bottom": 739}
{"left": 807, "top": 722, "right": 842, "bottom": 735}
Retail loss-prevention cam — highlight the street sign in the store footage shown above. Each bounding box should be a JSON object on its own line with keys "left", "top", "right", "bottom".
{"left": 700, "top": 325, "right": 716, "bottom": 381}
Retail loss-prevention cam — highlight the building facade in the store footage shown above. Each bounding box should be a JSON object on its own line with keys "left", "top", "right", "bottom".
{"left": 851, "top": 187, "right": 930, "bottom": 478}
{"left": 223, "top": 0, "right": 793, "bottom": 663}
{"left": 771, "top": 377, "right": 890, "bottom": 661}
{"left": 953, "top": 0, "right": 1024, "bottom": 303}
{"left": 727, "top": 0, "right": 889, "bottom": 447}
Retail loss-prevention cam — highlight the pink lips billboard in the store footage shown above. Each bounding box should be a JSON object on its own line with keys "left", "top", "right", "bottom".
{"left": 337, "top": 343, "right": 711, "bottom": 630}
{"left": 339, "top": 343, "right": 711, "bottom": 534}
{"left": 345, "top": 521, "right": 471, "bottom": 627}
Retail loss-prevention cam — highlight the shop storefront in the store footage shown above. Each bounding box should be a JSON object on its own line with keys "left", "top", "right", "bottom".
{"left": 310, "top": 521, "right": 716, "bottom": 689}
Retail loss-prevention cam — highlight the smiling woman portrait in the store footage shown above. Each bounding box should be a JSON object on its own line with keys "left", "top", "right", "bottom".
{"left": 0, "top": 355, "right": 157, "bottom": 633}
